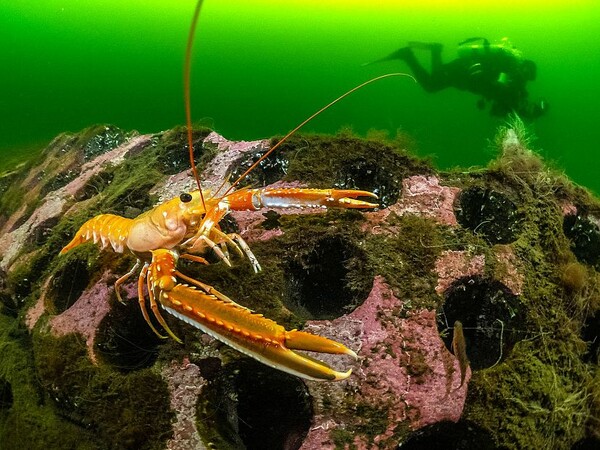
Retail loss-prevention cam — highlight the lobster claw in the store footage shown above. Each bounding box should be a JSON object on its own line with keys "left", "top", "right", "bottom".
{"left": 227, "top": 188, "right": 378, "bottom": 211}
{"left": 147, "top": 249, "right": 357, "bottom": 381}
{"left": 281, "top": 329, "right": 358, "bottom": 380}
{"left": 161, "top": 284, "right": 357, "bottom": 381}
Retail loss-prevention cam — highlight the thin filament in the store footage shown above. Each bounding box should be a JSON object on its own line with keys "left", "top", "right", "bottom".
{"left": 184, "top": 0, "right": 206, "bottom": 208}
{"left": 221, "top": 72, "right": 416, "bottom": 198}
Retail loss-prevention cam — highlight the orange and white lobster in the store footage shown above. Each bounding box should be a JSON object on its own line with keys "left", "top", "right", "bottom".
{"left": 60, "top": 0, "right": 412, "bottom": 381}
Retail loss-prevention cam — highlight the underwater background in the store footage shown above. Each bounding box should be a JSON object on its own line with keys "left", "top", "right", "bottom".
{"left": 1, "top": 0, "right": 599, "bottom": 193}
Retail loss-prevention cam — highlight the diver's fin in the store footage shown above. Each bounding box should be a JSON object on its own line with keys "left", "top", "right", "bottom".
{"left": 407, "top": 41, "right": 443, "bottom": 51}
{"left": 361, "top": 47, "right": 411, "bottom": 67}
{"left": 458, "top": 37, "right": 489, "bottom": 46}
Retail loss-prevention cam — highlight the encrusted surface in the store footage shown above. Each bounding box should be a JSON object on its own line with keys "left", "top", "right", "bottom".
{"left": 301, "top": 277, "right": 468, "bottom": 449}
{"left": 1, "top": 125, "right": 598, "bottom": 450}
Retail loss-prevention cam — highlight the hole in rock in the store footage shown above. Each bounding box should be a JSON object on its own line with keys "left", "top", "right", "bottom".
{"left": 398, "top": 420, "right": 498, "bottom": 450}
{"left": 581, "top": 311, "right": 599, "bottom": 364}
{"left": 334, "top": 157, "right": 399, "bottom": 208}
{"left": 83, "top": 125, "right": 126, "bottom": 161}
{"left": 157, "top": 128, "right": 209, "bottom": 174}
{"left": 437, "top": 276, "right": 525, "bottom": 370}
{"left": 197, "top": 359, "right": 312, "bottom": 450}
{"left": 572, "top": 437, "right": 600, "bottom": 450}
{"left": 40, "top": 168, "right": 78, "bottom": 196}
{"left": 563, "top": 214, "right": 600, "bottom": 267}
{"left": 51, "top": 258, "right": 91, "bottom": 313}
{"left": 283, "top": 235, "right": 372, "bottom": 320}
{"left": 219, "top": 214, "right": 239, "bottom": 235}
{"left": 0, "top": 269, "right": 19, "bottom": 317}
{"left": 229, "top": 148, "right": 289, "bottom": 188}
{"left": 455, "top": 187, "right": 521, "bottom": 244}
{"left": 0, "top": 378, "right": 13, "bottom": 411}
{"left": 95, "top": 299, "right": 162, "bottom": 372}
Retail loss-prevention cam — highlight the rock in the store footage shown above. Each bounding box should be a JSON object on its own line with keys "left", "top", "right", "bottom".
{"left": 1, "top": 124, "right": 599, "bottom": 449}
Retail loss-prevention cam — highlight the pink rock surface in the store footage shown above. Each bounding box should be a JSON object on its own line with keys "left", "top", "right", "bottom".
{"left": 48, "top": 272, "right": 134, "bottom": 362}
{"left": 202, "top": 132, "right": 270, "bottom": 189}
{"left": 0, "top": 134, "right": 152, "bottom": 271}
{"left": 163, "top": 359, "right": 207, "bottom": 450}
{"left": 561, "top": 201, "right": 577, "bottom": 216}
{"left": 392, "top": 175, "right": 461, "bottom": 226}
{"left": 152, "top": 132, "right": 271, "bottom": 203}
{"left": 362, "top": 175, "right": 460, "bottom": 237}
{"left": 493, "top": 245, "right": 524, "bottom": 295}
{"left": 25, "top": 277, "right": 53, "bottom": 329}
{"left": 434, "top": 251, "right": 485, "bottom": 295}
{"left": 434, "top": 249, "right": 522, "bottom": 296}
{"left": 301, "top": 276, "right": 469, "bottom": 449}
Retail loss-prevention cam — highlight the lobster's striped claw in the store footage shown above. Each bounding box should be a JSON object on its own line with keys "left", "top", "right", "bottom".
{"left": 147, "top": 249, "right": 357, "bottom": 381}
{"left": 226, "top": 188, "right": 378, "bottom": 211}
{"left": 161, "top": 285, "right": 356, "bottom": 381}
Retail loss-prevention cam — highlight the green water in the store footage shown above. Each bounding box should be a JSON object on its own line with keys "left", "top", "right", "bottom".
{"left": 2, "top": 0, "right": 599, "bottom": 193}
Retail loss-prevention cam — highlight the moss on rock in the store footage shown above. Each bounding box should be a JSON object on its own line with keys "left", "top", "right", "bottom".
{"left": 1, "top": 123, "right": 599, "bottom": 449}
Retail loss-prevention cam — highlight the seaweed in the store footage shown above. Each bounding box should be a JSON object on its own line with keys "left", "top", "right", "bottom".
{"left": 2, "top": 123, "right": 600, "bottom": 449}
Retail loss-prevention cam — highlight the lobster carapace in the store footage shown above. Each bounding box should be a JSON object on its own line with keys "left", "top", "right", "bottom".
{"left": 61, "top": 0, "right": 412, "bottom": 381}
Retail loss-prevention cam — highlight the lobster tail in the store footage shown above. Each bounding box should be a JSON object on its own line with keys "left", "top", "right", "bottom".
{"left": 60, "top": 214, "right": 133, "bottom": 254}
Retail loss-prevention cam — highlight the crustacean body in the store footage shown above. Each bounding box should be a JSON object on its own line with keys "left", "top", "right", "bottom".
{"left": 60, "top": 0, "right": 411, "bottom": 381}
{"left": 61, "top": 187, "right": 377, "bottom": 380}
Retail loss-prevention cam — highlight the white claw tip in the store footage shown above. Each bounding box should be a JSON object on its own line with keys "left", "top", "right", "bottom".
{"left": 346, "top": 348, "right": 359, "bottom": 360}
{"left": 334, "top": 368, "right": 353, "bottom": 381}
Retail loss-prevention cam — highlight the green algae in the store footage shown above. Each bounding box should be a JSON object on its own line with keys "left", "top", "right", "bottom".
{"left": 1, "top": 123, "right": 599, "bottom": 449}
{"left": 454, "top": 127, "right": 600, "bottom": 449}
{"left": 0, "top": 315, "right": 100, "bottom": 450}
{"left": 33, "top": 332, "right": 173, "bottom": 450}
{"left": 466, "top": 342, "right": 590, "bottom": 449}
{"left": 364, "top": 213, "right": 444, "bottom": 311}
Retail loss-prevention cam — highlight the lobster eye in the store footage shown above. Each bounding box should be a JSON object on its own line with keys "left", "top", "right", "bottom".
{"left": 180, "top": 192, "right": 193, "bottom": 203}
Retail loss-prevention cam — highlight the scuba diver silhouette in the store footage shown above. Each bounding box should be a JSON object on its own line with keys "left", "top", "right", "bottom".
{"left": 369, "top": 37, "right": 547, "bottom": 119}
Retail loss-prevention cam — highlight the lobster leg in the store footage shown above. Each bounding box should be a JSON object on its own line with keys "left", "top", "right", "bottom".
{"left": 138, "top": 263, "right": 168, "bottom": 340}
{"left": 114, "top": 259, "right": 141, "bottom": 304}
{"left": 182, "top": 234, "right": 233, "bottom": 267}
{"left": 146, "top": 267, "right": 183, "bottom": 343}
{"left": 226, "top": 188, "right": 378, "bottom": 211}
{"left": 148, "top": 249, "right": 357, "bottom": 381}
{"left": 225, "top": 232, "right": 261, "bottom": 272}
{"left": 180, "top": 253, "right": 210, "bottom": 265}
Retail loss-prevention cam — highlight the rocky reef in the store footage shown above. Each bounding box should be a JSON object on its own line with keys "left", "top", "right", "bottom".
{"left": 0, "top": 122, "right": 599, "bottom": 449}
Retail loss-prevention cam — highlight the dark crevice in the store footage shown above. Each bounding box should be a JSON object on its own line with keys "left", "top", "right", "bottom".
{"left": 50, "top": 258, "right": 91, "bottom": 313}
{"left": 398, "top": 420, "right": 499, "bottom": 450}
{"left": 197, "top": 359, "right": 312, "bottom": 450}
{"left": 437, "top": 276, "right": 525, "bottom": 370}
{"left": 156, "top": 128, "right": 211, "bottom": 174}
{"left": 83, "top": 125, "right": 127, "bottom": 161}
{"left": 283, "top": 234, "right": 372, "bottom": 319}
{"left": 229, "top": 147, "right": 289, "bottom": 188}
{"left": 455, "top": 187, "right": 521, "bottom": 244}
{"left": 0, "top": 378, "right": 13, "bottom": 411}
{"left": 94, "top": 300, "right": 162, "bottom": 372}
{"left": 581, "top": 311, "right": 599, "bottom": 364}
{"left": 563, "top": 214, "right": 600, "bottom": 267}
{"left": 572, "top": 437, "right": 600, "bottom": 450}
{"left": 334, "top": 156, "right": 400, "bottom": 208}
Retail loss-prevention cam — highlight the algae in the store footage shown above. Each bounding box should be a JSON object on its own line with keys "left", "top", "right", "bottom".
{"left": 1, "top": 123, "right": 599, "bottom": 449}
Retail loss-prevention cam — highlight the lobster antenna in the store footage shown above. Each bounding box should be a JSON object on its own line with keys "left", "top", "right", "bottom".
{"left": 222, "top": 72, "right": 416, "bottom": 197}
{"left": 184, "top": 0, "right": 206, "bottom": 209}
